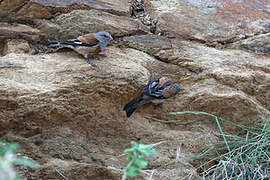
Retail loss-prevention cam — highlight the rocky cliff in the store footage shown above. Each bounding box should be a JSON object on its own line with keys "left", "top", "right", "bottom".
{"left": 0, "top": 0, "right": 269, "bottom": 179}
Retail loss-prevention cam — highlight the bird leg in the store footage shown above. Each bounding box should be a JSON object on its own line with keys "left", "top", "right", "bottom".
{"left": 84, "top": 54, "right": 97, "bottom": 67}
{"left": 98, "top": 48, "right": 107, "bottom": 57}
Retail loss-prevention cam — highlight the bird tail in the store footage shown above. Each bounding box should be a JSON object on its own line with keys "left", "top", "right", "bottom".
{"left": 124, "top": 96, "right": 143, "bottom": 117}
{"left": 48, "top": 43, "right": 71, "bottom": 48}
{"left": 124, "top": 95, "right": 152, "bottom": 117}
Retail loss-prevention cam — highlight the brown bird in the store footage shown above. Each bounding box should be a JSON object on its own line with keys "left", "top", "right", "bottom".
{"left": 123, "top": 74, "right": 181, "bottom": 117}
{"left": 48, "top": 31, "right": 113, "bottom": 67}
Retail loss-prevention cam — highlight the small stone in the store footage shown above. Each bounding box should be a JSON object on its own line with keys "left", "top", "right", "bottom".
{"left": 0, "top": 23, "right": 40, "bottom": 42}
{"left": 3, "top": 39, "right": 34, "bottom": 55}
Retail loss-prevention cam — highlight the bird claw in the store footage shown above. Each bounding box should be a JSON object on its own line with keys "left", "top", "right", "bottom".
{"left": 98, "top": 53, "right": 107, "bottom": 57}
{"left": 87, "top": 60, "right": 97, "bottom": 67}
{"left": 84, "top": 55, "right": 97, "bottom": 67}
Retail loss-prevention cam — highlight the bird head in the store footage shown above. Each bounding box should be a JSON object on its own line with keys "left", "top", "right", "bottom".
{"left": 95, "top": 31, "right": 114, "bottom": 45}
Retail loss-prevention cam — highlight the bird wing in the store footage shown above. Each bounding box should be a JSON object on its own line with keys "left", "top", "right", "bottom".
{"left": 147, "top": 77, "right": 174, "bottom": 99}
{"left": 145, "top": 80, "right": 164, "bottom": 99}
{"left": 162, "top": 83, "right": 180, "bottom": 98}
{"left": 77, "top": 33, "right": 99, "bottom": 45}
{"left": 143, "top": 76, "right": 173, "bottom": 99}
{"left": 63, "top": 33, "right": 99, "bottom": 47}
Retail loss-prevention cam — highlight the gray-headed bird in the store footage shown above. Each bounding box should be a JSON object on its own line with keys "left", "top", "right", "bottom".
{"left": 124, "top": 74, "right": 181, "bottom": 117}
{"left": 48, "top": 31, "right": 113, "bottom": 67}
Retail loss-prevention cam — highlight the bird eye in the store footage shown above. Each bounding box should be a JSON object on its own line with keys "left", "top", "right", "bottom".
{"left": 103, "top": 34, "right": 107, "bottom": 37}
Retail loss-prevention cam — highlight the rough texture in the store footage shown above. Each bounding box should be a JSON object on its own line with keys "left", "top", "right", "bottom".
{"left": 0, "top": 23, "right": 40, "bottom": 55}
{"left": 0, "top": 0, "right": 130, "bottom": 21}
{"left": 0, "top": 47, "right": 153, "bottom": 135}
{"left": 0, "top": 0, "right": 270, "bottom": 179}
{"left": 147, "top": 0, "right": 270, "bottom": 43}
{"left": 3, "top": 39, "right": 34, "bottom": 55}
{"left": 0, "top": 23, "right": 40, "bottom": 42}
{"left": 35, "top": 9, "right": 149, "bottom": 43}
{"left": 32, "top": 0, "right": 130, "bottom": 15}
{"left": 1, "top": 42, "right": 269, "bottom": 179}
{"left": 0, "top": 0, "right": 52, "bottom": 21}
{"left": 123, "top": 34, "right": 172, "bottom": 55}
{"left": 54, "top": 9, "right": 148, "bottom": 39}
{"left": 124, "top": 35, "right": 270, "bottom": 124}
{"left": 0, "top": 48, "right": 202, "bottom": 179}
{"left": 228, "top": 32, "right": 270, "bottom": 53}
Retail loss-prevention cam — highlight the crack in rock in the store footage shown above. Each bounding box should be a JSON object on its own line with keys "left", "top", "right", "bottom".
{"left": 130, "top": 0, "right": 157, "bottom": 33}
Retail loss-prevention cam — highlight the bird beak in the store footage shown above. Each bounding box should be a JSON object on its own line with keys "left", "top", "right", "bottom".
{"left": 110, "top": 35, "right": 114, "bottom": 41}
{"left": 108, "top": 35, "right": 114, "bottom": 45}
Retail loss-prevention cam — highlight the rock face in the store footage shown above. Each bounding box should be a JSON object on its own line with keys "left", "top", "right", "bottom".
{"left": 0, "top": 23, "right": 39, "bottom": 55}
{"left": 3, "top": 39, "right": 34, "bottom": 55}
{"left": 53, "top": 9, "right": 148, "bottom": 39}
{"left": 32, "top": 0, "right": 130, "bottom": 15}
{"left": 228, "top": 32, "right": 270, "bottom": 53}
{"left": 0, "top": 23, "right": 40, "bottom": 42}
{"left": 0, "top": 0, "right": 130, "bottom": 21}
{"left": 148, "top": 0, "right": 270, "bottom": 43}
{"left": 0, "top": 0, "right": 270, "bottom": 179}
{"left": 0, "top": 0, "right": 52, "bottom": 21}
{"left": 124, "top": 35, "right": 270, "bottom": 124}
{"left": 35, "top": 9, "right": 149, "bottom": 43}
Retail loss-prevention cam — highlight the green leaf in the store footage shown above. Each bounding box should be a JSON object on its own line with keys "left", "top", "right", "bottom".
{"left": 138, "top": 144, "right": 150, "bottom": 149}
{"left": 124, "top": 147, "right": 136, "bottom": 154}
{"left": 130, "top": 141, "right": 138, "bottom": 148}
{"left": 126, "top": 166, "right": 141, "bottom": 177}
{"left": 127, "top": 155, "right": 133, "bottom": 162}
{"left": 13, "top": 157, "right": 40, "bottom": 169}
{"left": 133, "top": 157, "right": 147, "bottom": 169}
{"left": 149, "top": 149, "right": 157, "bottom": 155}
{"left": 123, "top": 141, "right": 158, "bottom": 179}
{"left": 139, "top": 148, "right": 157, "bottom": 157}
{"left": 137, "top": 145, "right": 157, "bottom": 156}
{"left": 0, "top": 143, "right": 19, "bottom": 156}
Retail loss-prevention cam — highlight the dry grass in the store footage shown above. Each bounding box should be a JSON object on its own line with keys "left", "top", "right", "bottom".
{"left": 169, "top": 111, "right": 270, "bottom": 180}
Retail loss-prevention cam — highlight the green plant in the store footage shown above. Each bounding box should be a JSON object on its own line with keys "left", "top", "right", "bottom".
{"left": 198, "top": 120, "right": 270, "bottom": 180}
{"left": 168, "top": 111, "right": 270, "bottom": 180}
{"left": 0, "top": 142, "right": 40, "bottom": 180}
{"left": 122, "top": 141, "right": 157, "bottom": 180}
{"left": 169, "top": 111, "right": 230, "bottom": 152}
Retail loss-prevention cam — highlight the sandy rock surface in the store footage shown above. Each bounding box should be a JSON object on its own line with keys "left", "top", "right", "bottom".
{"left": 0, "top": 0, "right": 130, "bottom": 21}
{"left": 0, "top": 0, "right": 269, "bottom": 179}
{"left": 148, "top": 0, "right": 270, "bottom": 43}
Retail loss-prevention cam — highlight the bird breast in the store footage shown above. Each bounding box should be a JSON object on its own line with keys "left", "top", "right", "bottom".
{"left": 75, "top": 46, "right": 101, "bottom": 55}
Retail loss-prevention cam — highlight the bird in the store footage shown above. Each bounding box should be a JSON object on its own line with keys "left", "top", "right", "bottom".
{"left": 123, "top": 74, "right": 181, "bottom": 117}
{"left": 48, "top": 31, "right": 113, "bottom": 67}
